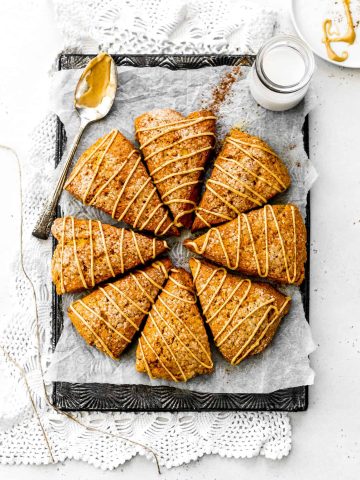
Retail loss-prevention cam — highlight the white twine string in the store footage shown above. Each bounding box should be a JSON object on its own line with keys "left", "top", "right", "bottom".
{"left": 0, "top": 144, "right": 162, "bottom": 473}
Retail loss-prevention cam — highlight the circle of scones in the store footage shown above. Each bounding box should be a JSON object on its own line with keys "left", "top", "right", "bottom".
{"left": 51, "top": 110, "right": 307, "bottom": 381}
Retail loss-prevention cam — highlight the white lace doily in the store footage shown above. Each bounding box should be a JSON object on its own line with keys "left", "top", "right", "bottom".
{"left": 0, "top": 0, "right": 294, "bottom": 469}
{"left": 53, "top": 0, "right": 276, "bottom": 54}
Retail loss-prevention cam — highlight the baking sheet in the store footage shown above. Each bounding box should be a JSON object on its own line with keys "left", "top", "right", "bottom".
{"left": 46, "top": 61, "right": 317, "bottom": 394}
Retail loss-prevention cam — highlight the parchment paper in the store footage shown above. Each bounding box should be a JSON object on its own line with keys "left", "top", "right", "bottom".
{"left": 46, "top": 65, "right": 317, "bottom": 393}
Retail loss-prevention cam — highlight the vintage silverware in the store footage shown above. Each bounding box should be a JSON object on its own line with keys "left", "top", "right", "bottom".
{"left": 32, "top": 52, "right": 117, "bottom": 239}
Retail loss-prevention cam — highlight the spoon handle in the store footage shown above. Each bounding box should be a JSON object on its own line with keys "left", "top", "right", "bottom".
{"left": 32, "top": 122, "right": 88, "bottom": 240}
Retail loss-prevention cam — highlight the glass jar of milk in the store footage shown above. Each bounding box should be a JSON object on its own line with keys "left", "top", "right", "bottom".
{"left": 249, "top": 35, "right": 315, "bottom": 111}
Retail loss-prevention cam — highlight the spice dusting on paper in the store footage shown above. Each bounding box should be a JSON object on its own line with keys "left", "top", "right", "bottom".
{"left": 205, "top": 66, "right": 243, "bottom": 114}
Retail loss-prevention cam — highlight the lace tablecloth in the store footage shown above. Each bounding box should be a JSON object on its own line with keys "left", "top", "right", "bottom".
{"left": 0, "top": 0, "right": 299, "bottom": 469}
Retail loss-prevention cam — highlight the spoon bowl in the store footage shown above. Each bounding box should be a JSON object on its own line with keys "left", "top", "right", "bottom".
{"left": 75, "top": 53, "right": 117, "bottom": 123}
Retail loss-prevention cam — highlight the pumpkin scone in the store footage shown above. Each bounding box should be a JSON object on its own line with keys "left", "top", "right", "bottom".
{"left": 51, "top": 217, "right": 168, "bottom": 294}
{"left": 135, "top": 109, "right": 216, "bottom": 229}
{"left": 64, "top": 129, "right": 178, "bottom": 236}
{"left": 185, "top": 204, "right": 307, "bottom": 285}
{"left": 136, "top": 267, "right": 213, "bottom": 382}
{"left": 192, "top": 129, "right": 291, "bottom": 231}
{"left": 68, "top": 259, "right": 172, "bottom": 360}
{"left": 189, "top": 258, "right": 291, "bottom": 365}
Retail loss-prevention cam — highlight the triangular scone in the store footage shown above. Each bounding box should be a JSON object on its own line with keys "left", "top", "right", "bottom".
{"left": 64, "top": 129, "right": 178, "bottom": 236}
{"left": 135, "top": 109, "right": 216, "bottom": 229}
{"left": 136, "top": 267, "right": 213, "bottom": 382}
{"left": 51, "top": 217, "right": 168, "bottom": 294}
{"left": 192, "top": 129, "right": 291, "bottom": 231}
{"left": 189, "top": 258, "right": 291, "bottom": 365}
{"left": 68, "top": 259, "right": 172, "bottom": 360}
{"left": 185, "top": 204, "right": 307, "bottom": 285}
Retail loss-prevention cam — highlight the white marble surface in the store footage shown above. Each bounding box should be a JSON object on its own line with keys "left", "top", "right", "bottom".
{"left": 0, "top": 0, "right": 360, "bottom": 478}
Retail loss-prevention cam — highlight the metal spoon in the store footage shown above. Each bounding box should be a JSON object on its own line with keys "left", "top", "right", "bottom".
{"left": 32, "top": 52, "right": 117, "bottom": 239}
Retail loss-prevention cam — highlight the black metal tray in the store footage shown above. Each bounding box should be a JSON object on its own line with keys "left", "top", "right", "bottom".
{"left": 52, "top": 54, "right": 310, "bottom": 412}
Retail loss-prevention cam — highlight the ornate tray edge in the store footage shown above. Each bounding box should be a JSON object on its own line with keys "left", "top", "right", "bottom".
{"left": 52, "top": 53, "right": 309, "bottom": 412}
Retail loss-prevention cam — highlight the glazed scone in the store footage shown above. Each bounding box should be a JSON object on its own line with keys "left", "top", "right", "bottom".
{"left": 51, "top": 217, "right": 168, "bottom": 294}
{"left": 136, "top": 267, "right": 213, "bottom": 381}
{"left": 68, "top": 259, "right": 172, "bottom": 359}
{"left": 64, "top": 129, "right": 178, "bottom": 236}
{"left": 185, "top": 204, "right": 307, "bottom": 285}
{"left": 192, "top": 129, "right": 291, "bottom": 231}
{"left": 135, "top": 109, "right": 216, "bottom": 229}
{"left": 189, "top": 258, "right": 291, "bottom": 365}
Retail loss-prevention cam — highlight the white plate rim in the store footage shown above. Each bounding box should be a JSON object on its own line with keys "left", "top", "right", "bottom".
{"left": 290, "top": 0, "right": 360, "bottom": 69}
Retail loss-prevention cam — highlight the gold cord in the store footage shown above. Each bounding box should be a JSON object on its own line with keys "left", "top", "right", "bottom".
{"left": 0, "top": 145, "right": 161, "bottom": 472}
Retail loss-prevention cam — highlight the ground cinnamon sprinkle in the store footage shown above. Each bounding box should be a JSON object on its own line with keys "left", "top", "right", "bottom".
{"left": 205, "top": 65, "right": 243, "bottom": 114}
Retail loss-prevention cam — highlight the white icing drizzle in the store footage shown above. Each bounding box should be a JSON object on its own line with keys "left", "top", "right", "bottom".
{"left": 138, "top": 116, "right": 216, "bottom": 150}
{"left": 194, "top": 208, "right": 232, "bottom": 229}
{"left": 57, "top": 217, "right": 166, "bottom": 294}
{"left": 119, "top": 228, "right": 125, "bottom": 274}
{"left": 82, "top": 129, "right": 118, "bottom": 203}
{"left": 108, "top": 152, "right": 173, "bottom": 235}
{"left": 69, "top": 260, "right": 169, "bottom": 359}
{"left": 59, "top": 217, "right": 66, "bottom": 294}
{"left": 195, "top": 133, "right": 288, "bottom": 224}
{"left": 226, "top": 137, "right": 287, "bottom": 190}
{"left": 187, "top": 205, "right": 298, "bottom": 284}
{"left": 111, "top": 154, "right": 142, "bottom": 218}
{"left": 231, "top": 300, "right": 290, "bottom": 365}
{"left": 136, "top": 115, "right": 216, "bottom": 227}
{"left": 99, "top": 287, "right": 140, "bottom": 331}
{"left": 74, "top": 300, "right": 131, "bottom": 342}
{"left": 69, "top": 304, "right": 116, "bottom": 360}
{"left": 130, "top": 230, "right": 144, "bottom": 264}
{"left": 65, "top": 129, "right": 173, "bottom": 236}
{"left": 108, "top": 283, "right": 149, "bottom": 315}
{"left": 97, "top": 220, "right": 115, "bottom": 277}
{"left": 192, "top": 259, "right": 290, "bottom": 365}
{"left": 130, "top": 260, "right": 170, "bottom": 304}
{"left": 137, "top": 116, "right": 209, "bottom": 133}
{"left": 88, "top": 149, "right": 138, "bottom": 206}
{"left": 88, "top": 219, "right": 95, "bottom": 287}
{"left": 64, "top": 130, "right": 116, "bottom": 187}
{"left": 71, "top": 216, "right": 88, "bottom": 290}
{"left": 139, "top": 269, "right": 213, "bottom": 382}
{"left": 136, "top": 189, "right": 157, "bottom": 228}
